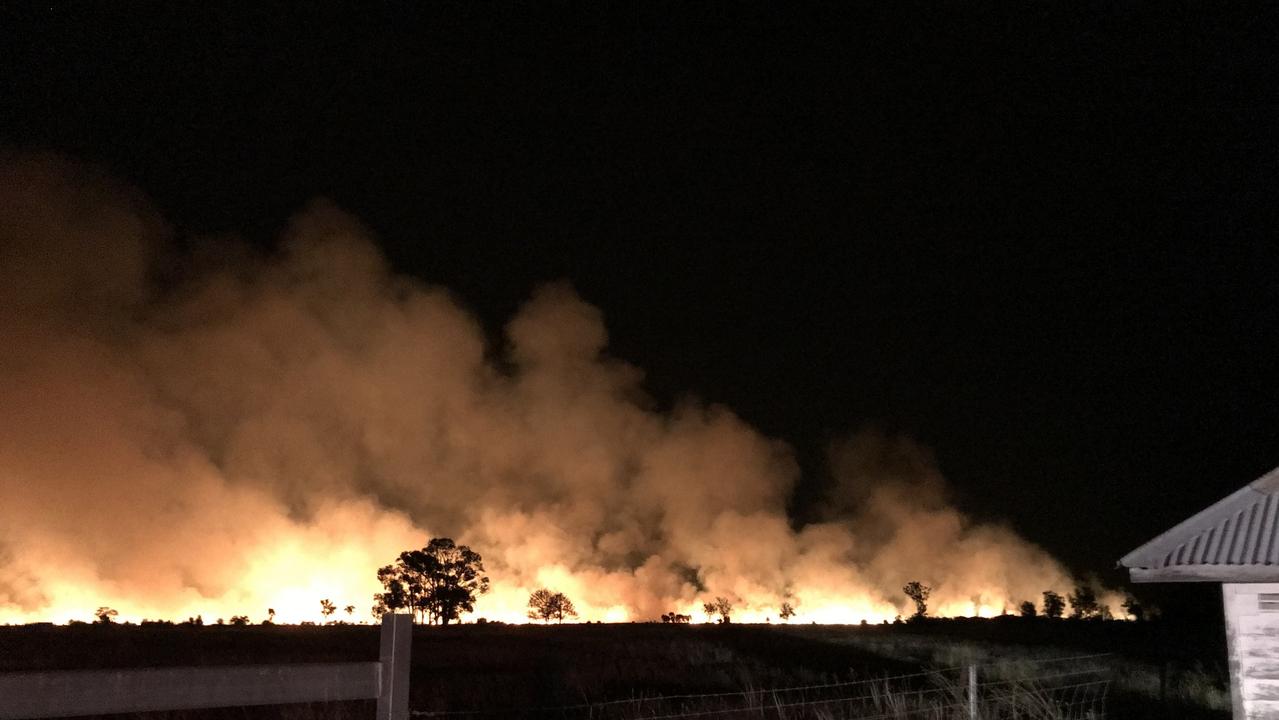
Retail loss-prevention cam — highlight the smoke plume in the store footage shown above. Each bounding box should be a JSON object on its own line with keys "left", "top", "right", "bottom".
{"left": 0, "top": 153, "right": 1094, "bottom": 624}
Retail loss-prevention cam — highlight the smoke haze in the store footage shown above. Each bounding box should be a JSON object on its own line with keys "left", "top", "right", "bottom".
{"left": 0, "top": 153, "right": 1098, "bottom": 624}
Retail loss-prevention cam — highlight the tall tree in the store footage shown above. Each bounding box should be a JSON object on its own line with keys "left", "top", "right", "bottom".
{"left": 710, "top": 596, "right": 733, "bottom": 624}
{"left": 373, "top": 563, "right": 413, "bottom": 619}
{"left": 1042, "top": 590, "right": 1066, "bottom": 619}
{"left": 902, "top": 581, "right": 931, "bottom": 619}
{"left": 1121, "top": 596, "right": 1145, "bottom": 622}
{"left": 527, "top": 589, "right": 578, "bottom": 623}
{"left": 1068, "top": 585, "right": 1100, "bottom": 619}
{"left": 375, "top": 538, "right": 490, "bottom": 625}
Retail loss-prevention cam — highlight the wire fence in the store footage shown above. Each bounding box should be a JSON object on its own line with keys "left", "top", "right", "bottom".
{"left": 409, "top": 653, "right": 1111, "bottom": 720}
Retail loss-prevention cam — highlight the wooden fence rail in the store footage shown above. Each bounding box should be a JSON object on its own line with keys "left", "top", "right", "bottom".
{"left": 0, "top": 613, "right": 412, "bottom": 720}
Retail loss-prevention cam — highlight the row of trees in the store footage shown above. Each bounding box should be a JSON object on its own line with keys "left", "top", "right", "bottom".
{"left": 373, "top": 540, "right": 1148, "bottom": 626}
{"left": 319, "top": 599, "right": 358, "bottom": 621}
{"left": 903, "top": 581, "right": 1146, "bottom": 621}
{"left": 370, "top": 539, "right": 613, "bottom": 625}
{"left": 372, "top": 539, "right": 783, "bottom": 626}
{"left": 1023, "top": 587, "right": 1145, "bottom": 620}
{"left": 96, "top": 538, "right": 571, "bottom": 627}
{"left": 94, "top": 603, "right": 362, "bottom": 626}
{"left": 93, "top": 543, "right": 1148, "bottom": 627}
{"left": 92, "top": 563, "right": 1145, "bottom": 628}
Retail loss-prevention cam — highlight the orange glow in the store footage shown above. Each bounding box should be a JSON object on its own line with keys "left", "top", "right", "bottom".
{"left": 0, "top": 156, "right": 1121, "bottom": 629}
{"left": 0, "top": 540, "right": 1121, "bottom": 625}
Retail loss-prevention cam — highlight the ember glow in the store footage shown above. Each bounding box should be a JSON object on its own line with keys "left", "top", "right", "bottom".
{"left": 0, "top": 154, "right": 1113, "bottom": 625}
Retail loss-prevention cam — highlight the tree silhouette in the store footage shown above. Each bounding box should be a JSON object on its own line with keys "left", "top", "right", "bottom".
{"left": 1121, "top": 596, "right": 1145, "bottom": 621}
{"left": 229, "top": 615, "right": 250, "bottom": 626}
{"left": 265, "top": 608, "right": 276, "bottom": 625}
{"left": 1068, "top": 585, "right": 1100, "bottom": 619}
{"left": 320, "top": 598, "right": 336, "bottom": 621}
{"left": 1042, "top": 590, "right": 1065, "bottom": 619}
{"left": 527, "top": 589, "right": 578, "bottom": 623}
{"left": 703, "top": 596, "right": 733, "bottom": 624}
{"left": 344, "top": 604, "right": 355, "bottom": 620}
{"left": 1018, "top": 601, "right": 1036, "bottom": 618}
{"left": 94, "top": 607, "right": 118, "bottom": 624}
{"left": 373, "top": 563, "right": 412, "bottom": 618}
{"left": 779, "top": 602, "right": 796, "bottom": 622}
{"left": 375, "top": 538, "right": 490, "bottom": 624}
{"left": 902, "top": 581, "right": 931, "bottom": 619}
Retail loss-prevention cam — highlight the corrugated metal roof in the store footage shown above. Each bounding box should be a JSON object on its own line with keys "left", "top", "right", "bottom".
{"left": 1120, "top": 466, "right": 1279, "bottom": 583}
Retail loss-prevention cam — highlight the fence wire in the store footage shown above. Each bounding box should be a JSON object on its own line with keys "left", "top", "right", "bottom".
{"left": 410, "top": 653, "right": 1112, "bottom": 720}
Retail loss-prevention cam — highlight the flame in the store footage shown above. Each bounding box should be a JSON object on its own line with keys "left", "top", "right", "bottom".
{"left": 0, "top": 558, "right": 1115, "bottom": 626}
{"left": 1, "top": 528, "right": 1119, "bottom": 625}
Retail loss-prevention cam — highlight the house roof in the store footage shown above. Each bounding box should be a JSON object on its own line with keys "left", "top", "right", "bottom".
{"left": 1120, "top": 466, "right": 1279, "bottom": 583}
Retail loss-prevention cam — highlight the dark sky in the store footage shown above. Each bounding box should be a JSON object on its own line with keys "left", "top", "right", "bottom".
{"left": 4, "top": 3, "right": 1278, "bottom": 583}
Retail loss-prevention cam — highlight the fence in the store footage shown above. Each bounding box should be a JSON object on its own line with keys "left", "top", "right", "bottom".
{"left": 0, "top": 613, "right": 413, "bottom": 720}
{"left": 0, "top": 623, "right": 1110, "bottom": 720}
{"left": 406, "top": 653, "right": 1112, "bottom": 720}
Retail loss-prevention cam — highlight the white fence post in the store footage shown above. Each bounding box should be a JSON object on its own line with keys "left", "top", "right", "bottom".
{"left": 967, "top": 664, "right": 978, "bottom": 720}
{"left": 377, "top": 613, "right": 413, "bottom": 720}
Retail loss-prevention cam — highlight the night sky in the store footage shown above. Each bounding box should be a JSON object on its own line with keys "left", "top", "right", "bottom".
{"left": 4, "top": 4, "right": 1278, "bottom": 586}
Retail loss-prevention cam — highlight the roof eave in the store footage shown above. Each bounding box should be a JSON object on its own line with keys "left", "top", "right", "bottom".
{"left": 1119, "top": 483, "right": 1270, "bottom": 569}
{"left": 1128, "top": 565, "right": 1279, "bottom": 583}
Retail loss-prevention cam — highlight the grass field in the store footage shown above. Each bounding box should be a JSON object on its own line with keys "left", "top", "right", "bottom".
{"left": 0, "top": 618, "right": 1230, "bottom": 720}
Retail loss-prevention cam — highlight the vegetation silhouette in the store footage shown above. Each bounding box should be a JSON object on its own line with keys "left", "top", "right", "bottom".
{"left": 1042, "top": 590, "right": 1066, "bottom": 619}
{"left": 0, "top": 612, "right": 1225, "bottom": 720}
{"left": 1122, "top": 595, "right": 1146, "bottom": 621}
{"left": 902, "top": 581, "right": 931, "bottom": 619}
{"left": 1069, "top": 584, "right": 1101, "bottom": 619}
{"left": 374, "top": 537, "right": 490, "bottom": 624}
{"left": 703, "top": 596, "right": 734, "bottom": 624}
{"left": 527, "top": 589, "right": 577, "bottom": 623}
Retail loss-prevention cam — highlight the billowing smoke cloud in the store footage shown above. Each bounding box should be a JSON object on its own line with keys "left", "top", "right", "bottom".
{"left": 0, "top": 153, "right": 1094, "bottom": 624}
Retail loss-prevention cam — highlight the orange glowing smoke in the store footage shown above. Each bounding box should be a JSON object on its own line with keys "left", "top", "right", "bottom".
{"left": 0, "top": 154, "right": 1114, "bottom": 626}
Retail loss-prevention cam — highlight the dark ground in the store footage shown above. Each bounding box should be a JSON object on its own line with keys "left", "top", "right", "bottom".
{"left": 0, "top": 617, "right": 1228, "bottom": 719}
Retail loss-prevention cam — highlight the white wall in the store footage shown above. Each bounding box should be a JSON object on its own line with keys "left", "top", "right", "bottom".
{"left": 1223, "top": 582, "right": 1279, "bottom": 720}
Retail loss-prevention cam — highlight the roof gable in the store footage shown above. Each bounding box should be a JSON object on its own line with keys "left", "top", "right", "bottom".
{"left": 1120, "top": 466, "right": 1279, "bottom": 583}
